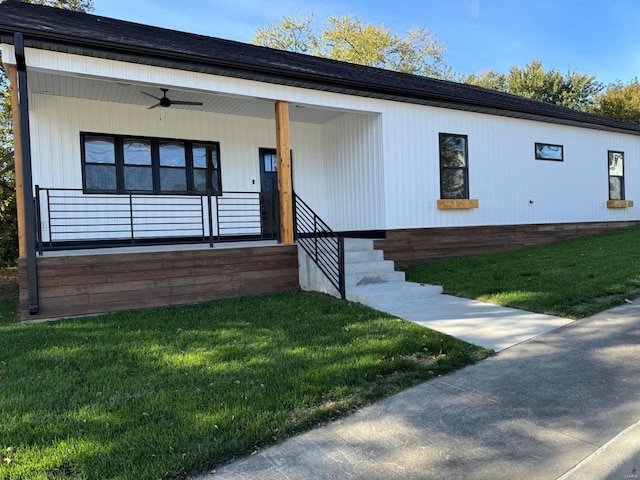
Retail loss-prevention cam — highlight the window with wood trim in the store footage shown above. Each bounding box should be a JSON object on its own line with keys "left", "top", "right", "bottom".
{"left": 81, "top": 133, "right": 222, "bottom": 195}
{"left": 439, "top": 133, "right": 469, "bottom": 199}
{"left": 608, "top": 151, "right": 625, "bottom": 200}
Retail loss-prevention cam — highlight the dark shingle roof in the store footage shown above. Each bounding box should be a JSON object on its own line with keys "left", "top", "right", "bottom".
{"left": 1, "top": 0, "right": 638, "bottom": 134}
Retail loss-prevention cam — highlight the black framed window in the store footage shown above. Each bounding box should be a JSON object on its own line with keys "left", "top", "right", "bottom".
{"left": 439, "top": 133, "right": 469, "bottom": 199}
{"left": 159, "top": 141, "right": 187, "bottom": 192}
{"left": 608, "top": 151, "right": 625, "bottom": 200}
{"left": 123, "top": 138, "right": 153, "bottom": 191}
{"left": 81, "top": 132, "right": 221, "bottom": 195}
{"left": 83, "top": 135, "right": 117, "bottom": 191}
{"left": 193, "top": 144, "right": 220, "bottom": 193}
{"left": 535, "top": 143, "right": 563, "bottom": 161}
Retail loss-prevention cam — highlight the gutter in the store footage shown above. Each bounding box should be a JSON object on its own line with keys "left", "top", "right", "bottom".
{"left": 14, "top": 32, "right": 39, "bottom": 315}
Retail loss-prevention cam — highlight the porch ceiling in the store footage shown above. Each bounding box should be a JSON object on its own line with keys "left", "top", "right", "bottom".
{"left": 28, "top": 70, "right": 346, "bottom": 124}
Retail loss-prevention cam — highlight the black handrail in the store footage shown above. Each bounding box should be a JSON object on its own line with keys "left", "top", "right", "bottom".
{"left": 34, "top": 187, "right": 278, "bottom": 252}
{"left": 293, "top": 192, "right": 345, "bottom": 299}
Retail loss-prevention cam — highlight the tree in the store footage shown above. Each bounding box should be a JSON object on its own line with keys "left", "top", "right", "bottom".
{"left": 253, "top": 13, "right": 451, "bottom": 79}
{"left": 464, "top": 60, "right": 603, "bottom": 112}
{"left": 592, "top": 79, "right": 640, "bottom": 124}
{"left": 0, "top": 0, "right": 94, "bottom": 264}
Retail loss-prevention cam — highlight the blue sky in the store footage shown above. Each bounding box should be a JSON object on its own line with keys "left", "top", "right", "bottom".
{"left": 93, "top": 0, "right": 640, "bottom": 84}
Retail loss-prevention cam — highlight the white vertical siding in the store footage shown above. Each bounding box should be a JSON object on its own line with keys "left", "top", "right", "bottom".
{"left": 18, "top": 47, "right": 640, "bottom": 236}
{"left": 381, "top": 104, "right": 640, "bottom": 229}
{"left": 321, "top": 113, "right": 385, "bottom": 231}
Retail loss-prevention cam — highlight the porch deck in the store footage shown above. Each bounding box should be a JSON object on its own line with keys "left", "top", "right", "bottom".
{"left": 39, "top": 239, "right": 278, "bottom": 257}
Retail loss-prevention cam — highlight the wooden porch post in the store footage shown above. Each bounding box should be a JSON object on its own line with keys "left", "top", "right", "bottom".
{"left": 275, "top": 100, "right": 293, "bottom": 244}
{"left": 8, "top": 65, "right": 26, "bottom": 257}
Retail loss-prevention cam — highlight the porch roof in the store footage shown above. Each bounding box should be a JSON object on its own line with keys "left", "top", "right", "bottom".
{"left": 1, "top": 0, "right": 639, "bottom": 135}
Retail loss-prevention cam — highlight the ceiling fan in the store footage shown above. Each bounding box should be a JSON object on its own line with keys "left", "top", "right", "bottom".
{"left": 141, "top": 88, "right": 203, "bottom": 109}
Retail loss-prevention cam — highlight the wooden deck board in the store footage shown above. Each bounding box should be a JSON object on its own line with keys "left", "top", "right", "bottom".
{"left": 19, "top": 244, "right": 299, "bottom": 321}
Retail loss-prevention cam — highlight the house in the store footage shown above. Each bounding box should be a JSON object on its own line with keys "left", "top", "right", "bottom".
{"left": 1, "top": 0, "right": 638, "bottom": 321}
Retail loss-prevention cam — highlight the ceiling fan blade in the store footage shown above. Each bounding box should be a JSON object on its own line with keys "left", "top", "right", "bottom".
{"left": 141, "top": 91, "right": 161, "bottom": 101}
{"left": 147, "top": 103, "right": 161, "bottom": 110}
{"left": 171, "top": 101, "right": 204, "bottom": 106}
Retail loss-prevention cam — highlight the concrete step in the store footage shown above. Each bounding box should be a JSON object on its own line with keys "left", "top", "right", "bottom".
{"left": 345, "top": 259, "right": 395, "bottom": 275}
{"left": 345, "top": 270, "right": 405, "bottom": 287}
{"left": 343, "top": 238, "right": 374, "bottom": 252}
{"left": 344, "top": 249, "right": 384, "bottom": 263}
{"left": 346, "top": 281, "right": 443, "bottom": 307}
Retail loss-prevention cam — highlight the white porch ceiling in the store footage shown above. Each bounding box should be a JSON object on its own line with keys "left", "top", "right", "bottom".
{"left": 28, "top": 71, "right": 346, "bottom": 124}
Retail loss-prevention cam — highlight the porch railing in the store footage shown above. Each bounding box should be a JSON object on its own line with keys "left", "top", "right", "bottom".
{"left": 293, "top": 192, "right": 345, "bottom": 299}
{"left": 34, "top": 186, "right": 278, "bottom": 253}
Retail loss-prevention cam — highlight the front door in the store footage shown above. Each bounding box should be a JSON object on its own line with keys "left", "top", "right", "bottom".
{"left": 259, "top": 148, "right": 279, "bottom": 239}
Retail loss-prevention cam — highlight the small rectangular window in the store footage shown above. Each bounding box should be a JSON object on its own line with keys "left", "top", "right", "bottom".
{"left": 608, "top": 151, "right": 625, "bottom": 200}
{"left": 535, "top": 143, "right": 563, "bottom": 161}
{"left": 439, "top": 133, "right": 469, "bottom": 199}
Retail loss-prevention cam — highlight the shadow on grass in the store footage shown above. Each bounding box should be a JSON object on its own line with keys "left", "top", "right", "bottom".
{"left": 211, "top": 304, "right": 640, "bottom": 479}
{"left": 0, "top": 291, "right": 489, "bottom": 479}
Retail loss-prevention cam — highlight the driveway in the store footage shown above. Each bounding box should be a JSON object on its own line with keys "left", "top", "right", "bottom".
{"left": 198, "top": 301, "right": 640, "bottom": 480}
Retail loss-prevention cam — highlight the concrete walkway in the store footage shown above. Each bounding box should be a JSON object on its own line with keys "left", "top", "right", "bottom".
{"left": 198, "top": 301, "right": 640, "bottom": 480}
{"left": 349, "top": 283, "right": 574, "bottom": 351}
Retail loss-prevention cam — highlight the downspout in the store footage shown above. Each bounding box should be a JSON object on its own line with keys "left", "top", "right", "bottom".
{"left": 14, "top": 32, "right": 39, "bottom": 314}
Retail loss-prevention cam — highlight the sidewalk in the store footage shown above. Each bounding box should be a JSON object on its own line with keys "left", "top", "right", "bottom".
{"left": 198, "top": 301, "right": 640, "bottom": 480}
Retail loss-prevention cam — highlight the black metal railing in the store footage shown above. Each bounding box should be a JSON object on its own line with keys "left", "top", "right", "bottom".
{"left": 293, "top": 192, "right": 345, "bottom": 299}
{"left": 34, "top": 186, "right": 278, "bottom": 253}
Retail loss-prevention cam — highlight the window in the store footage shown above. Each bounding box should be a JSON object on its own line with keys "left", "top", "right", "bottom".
{"left": 535, "top": 143, "right": 563, "bottom": 161}
{"left": 81, "top": 133, "right": 221, "bottom": 195}
{"left": 123, "top": 138, "right": 152, "bottom": 191}
{"left": 159, "top": 141, "right": 187, "bottom": 192}
{"left": 608, "top": 151, "right": 625, "bottom": 200}
{"left": 193, "top": 144, "right": 220, "bottom": 193}
{"left": 439, "top": 133, "right": 469, "bottom": 199}
{"left": 83, "top": 135, "right": 117, "bottom": 191}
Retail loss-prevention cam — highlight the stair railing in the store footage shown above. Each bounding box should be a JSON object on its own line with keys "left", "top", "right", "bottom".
{"left": 293, "top": 192, "right": 345, "bottom": 299}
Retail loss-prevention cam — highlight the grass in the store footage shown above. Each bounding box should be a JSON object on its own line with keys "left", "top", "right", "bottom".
{"left": 0, "top": 282, "right": 488, "bottom": 480}
{"left": 405, "top": 225, "right": 640, "bottom": 319}
{"left": 0, "top": 267, "right": 18, "bottom": 326}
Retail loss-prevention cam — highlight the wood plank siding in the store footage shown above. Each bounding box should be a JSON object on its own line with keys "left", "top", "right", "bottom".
{"left": 374, "top": 221, "right": 640, "bottom": 268}
{"left": 19, "top": 245, "right": 299, "bottom": 321}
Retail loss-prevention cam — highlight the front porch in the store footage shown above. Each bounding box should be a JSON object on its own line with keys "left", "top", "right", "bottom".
{"left": 10, "top": 51, "right": 385, "bottom": 320}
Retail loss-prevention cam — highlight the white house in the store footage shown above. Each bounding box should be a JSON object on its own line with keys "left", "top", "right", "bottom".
{"left": 1, "top": 0, "right": 638, "bottom": 320}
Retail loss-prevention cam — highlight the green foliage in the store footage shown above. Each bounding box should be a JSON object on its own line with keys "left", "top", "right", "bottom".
{"left": 405, "top": 226, "right": 640, "bottom": 319}
{"left": 19, "top": 0, "right": 93, "bottom": 11}
{"left": 0, "top": 291, "right": 488, "bottom": 479}
{"left": 253, "top": 13, "right": 451, "bottom": 79}
{"left": 0, "top": 0, "right": 93, "bottom": 264}
{"left": 464, "top": 60, "right": 603, "bottom": 111}
{"left": 0, "top": 174, "right": 17, "bottom": 266}
{"left": 592, "top": 79, "right": 640, "bottom": 124}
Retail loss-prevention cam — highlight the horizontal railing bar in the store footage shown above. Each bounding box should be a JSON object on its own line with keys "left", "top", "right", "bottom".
{"left": 38, "top": 187, "right": 279, "bottom": 250}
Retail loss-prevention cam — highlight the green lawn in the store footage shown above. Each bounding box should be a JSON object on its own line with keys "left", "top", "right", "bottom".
{"left": 405, "top": 225, "right": 640, "bottom": 318}
{"left": 0, "top": 289, "right": 488, "bottom": 480}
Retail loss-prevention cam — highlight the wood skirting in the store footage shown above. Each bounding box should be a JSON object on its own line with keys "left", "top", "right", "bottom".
{"left": 374, "top": 221, "right": 640, "bottom": 268}
{"left": 19, "top": 245, "right": 299, "bottom": 321}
